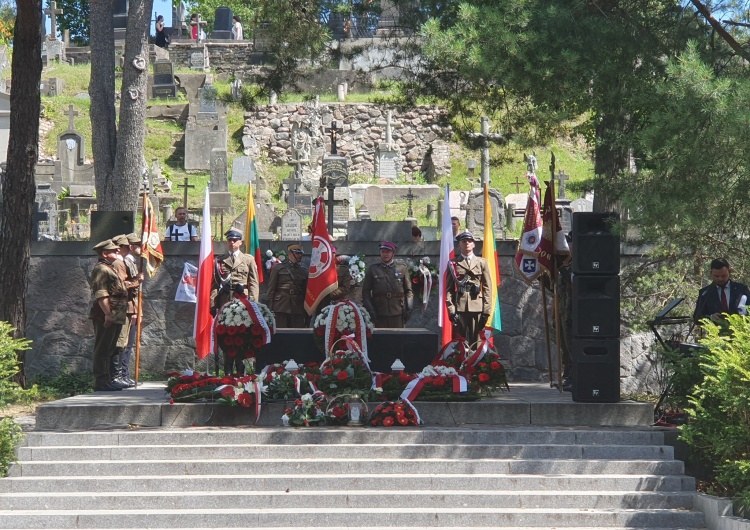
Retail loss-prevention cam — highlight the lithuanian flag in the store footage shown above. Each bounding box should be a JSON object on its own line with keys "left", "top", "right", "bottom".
{"left": 483, "top": 185, "right": 502, "bottom": 332}
{"left": 244, "top": 185, "right": 264, "bottom": 283}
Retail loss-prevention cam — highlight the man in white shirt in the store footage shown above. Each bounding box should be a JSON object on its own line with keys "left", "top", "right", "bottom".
{"left": 164, "top": 207, "right": 198, "bottom": 241}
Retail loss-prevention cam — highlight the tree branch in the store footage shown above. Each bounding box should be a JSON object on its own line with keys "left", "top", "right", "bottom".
{"left": 690, "top": 0, "right": 750, "bottom": 62}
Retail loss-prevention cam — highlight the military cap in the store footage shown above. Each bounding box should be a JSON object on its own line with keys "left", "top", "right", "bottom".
{"left": 287, "top": 244, "right": 304, "bottom": 254}
{"left": 126, "top": 232, "right": 141, "bottom": 244}
{"left": 92, "top": 239, "right": 118, "bottom": 252}
{"left": 379, "top": 241, "right": 397, "bottom": 252}
{"left": 455, "top": 231, "right": 475, "bottom": 242}
{"left": 113, "top": 234, "right": 130, "bottom": 246}
{"left": 225, "top": 228, "right": 243, "bottom": 240}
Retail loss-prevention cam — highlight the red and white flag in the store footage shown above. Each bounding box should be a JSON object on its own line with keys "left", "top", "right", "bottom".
{"left": 141, "top": 197, "right": 164, "bottom": 277}
{"left": 304, "top": 197, "right": 338, "bottom": 315}
{"left": 193, "top": 187, "right": 214, "bottom": 359}
{"left": 438, "top": 184, "right": 455, "bottom": 347}
{"left": 514, "top": 173, "right": 544, "bottom": 284}
{"left": 538, "top": 181, "right": 570, "bottom": 279}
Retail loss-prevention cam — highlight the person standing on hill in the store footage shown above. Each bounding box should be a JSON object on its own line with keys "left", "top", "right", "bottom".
{"left": 231, "top": 15, "right": 243, "bottom": 40}
{"left": 155, "top": 15, "right": 169, "bottom": 49}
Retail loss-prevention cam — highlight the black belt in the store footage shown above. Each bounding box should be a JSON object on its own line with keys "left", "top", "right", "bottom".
{"left": 375, "top": 292, "right": 404, "bottom": 299}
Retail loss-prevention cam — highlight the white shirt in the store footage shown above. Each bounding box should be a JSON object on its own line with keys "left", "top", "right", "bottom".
{"left": 232, "top": 21, "right": 243, "bottom": 40}
{"left": 165, "top": 223, "right": 197, "bottom": 241}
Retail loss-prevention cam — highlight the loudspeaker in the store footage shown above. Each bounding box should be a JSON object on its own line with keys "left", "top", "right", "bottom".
{"left": 573, "top": 212, "right": 620, "bottom": 275}
{"left": 90, "top": 211, "right": 135, "bottom": 243}
{"left": 572, "top": 338, "right": 620, "bottom": 403}
{"left": 573, "top": 275, "right": 620, "bottom": 338}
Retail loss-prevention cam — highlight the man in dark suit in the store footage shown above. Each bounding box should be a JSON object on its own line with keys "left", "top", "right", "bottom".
{"left": 694, "top": 258, "right": 750, "bottom": 324}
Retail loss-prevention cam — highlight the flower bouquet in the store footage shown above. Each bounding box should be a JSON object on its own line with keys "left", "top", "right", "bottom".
{"left": 402, "top": 365, "right": 481, "bottom": 402}
{"left": 216, "top": 374, "right": 262, "bottom": 407}
{"left": 408, "top": 256, "right": 439, "bottom": 308}
{"left": 214, "top": 295, "right": 275, "bottom": 365}
{"left": 281, "top": 393, "right": 327, "bottom": 427}
{"left": 263, "top": 248, "right": 287, "bottom": 273}
{"left": 376, "top": 371, "right": 416, "bottom": 400}
{"left": 260, "top": 362, "right": 309, "bottom": 400}
{"left": 462, "top": 351, "right": 509, "bottom": 395}
{"left": 344, "top": 253, "right": 366, "bottom": 286}
{"left": 311, "top": 300, "right": 373, "bottom": 356}
{"left": 307, "top": 349, "right": 374, "bottom": 398}
{"left": 369, "top": 400, "right": 420, "bottom": 427}
{"left": 166, "top": 370, "right": 236, "bottom": 403}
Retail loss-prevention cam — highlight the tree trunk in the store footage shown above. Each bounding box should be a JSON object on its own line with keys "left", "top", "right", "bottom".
{"left": 0, "top": 0, "right": 43, "bottom": 386}
{"left": 593, "top": 109, "right": 629, "bottom": 214}
{"left": 88, "top": 0, "right": 118, "bottom": 210}
{"left": 113, "top": 0, "right": 153, "bottom": 211}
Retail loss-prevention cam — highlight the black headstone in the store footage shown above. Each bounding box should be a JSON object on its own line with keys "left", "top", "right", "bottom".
{"left": 90, "top": 211, "right": 134, "bottom": 242}
{"left": 345, "top": 220, "right": 413, "bottom": 242}
{"left": 152, "top": 60, "right": 177, "bottom": 99}
{"left": 113, "top": 0, "right": 128, "bottom": 30}
{"left": 213, "top": 6, "right": 233, "bottom": 39}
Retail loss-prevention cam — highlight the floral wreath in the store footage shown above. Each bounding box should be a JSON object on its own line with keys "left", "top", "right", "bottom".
{"left": 407, "top": 256, "right": 439, "bottom": 309}
{"left": 214, "top": 295, "right": 276, "bottom": 361}
{"left": 341, "top": 253, "right": 366, "bottom": 286}
{"left": 263, "top": 249, "right": 287, "bottom": 272}
{"left": 312, "top": 300, "right": 373, "bottom": 357}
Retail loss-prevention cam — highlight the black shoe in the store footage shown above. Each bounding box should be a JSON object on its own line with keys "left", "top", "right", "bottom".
{"left": 94, "top": 383, "right": 123, "bottom": 392}
{"left": 108, "top": 379, "right": 128, "bottom": 389}
{"left": 122, "top": 377, "right": 135, "bottom": 386}
{"left": 562, "top": 377, "right": 573, "bottom": 392}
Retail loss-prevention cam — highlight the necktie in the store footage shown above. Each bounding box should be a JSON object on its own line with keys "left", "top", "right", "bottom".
{"left": 721, "top": 287, "right": 729, "bottom": 311}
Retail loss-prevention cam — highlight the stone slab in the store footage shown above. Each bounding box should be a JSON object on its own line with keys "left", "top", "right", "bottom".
{"left": 349, "top": 184, "right": 440, "bottom": 207}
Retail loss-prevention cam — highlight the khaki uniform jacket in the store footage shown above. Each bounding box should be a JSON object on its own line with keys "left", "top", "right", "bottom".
{"left": 362, "top": 261, "right": 413, "bottom": 318}
{"left": 122, "top": 257, "right": 141, "bottom": 315}
{"left": 445, "top": 255, "right": 492, "bottom": 315}
{"left": 211, "top": 252, "right": 260, "bottom": 310}
{"left": 266, "top": 260, "right": 309, "bottom": 315}
{"left": 89, "top": 260, "right": 129, "bottom": 325}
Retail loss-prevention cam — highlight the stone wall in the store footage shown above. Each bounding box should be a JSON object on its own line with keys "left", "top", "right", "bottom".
{"left": 243, "top": 103, "right": 453, "bottom": 176}
{"left": 24, "top": 241, "right": 661, "bottom": 395}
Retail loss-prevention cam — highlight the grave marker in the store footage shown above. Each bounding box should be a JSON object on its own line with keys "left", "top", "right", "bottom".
{"left": 281, "top": 208, "right": 303, "bottom": 241}
{"left": 467, "top": 116, "right": 504, "bottom": 186}
{"left": 363, "top": 185, "right": 385, "bottom": 218}
{"left": 151, "top": 60, "right": 177, "bottom": 99}
{"left": 212, "top": 7, "right": 233, "bottom": 39}
{"left": 231, "top": 156, "right": 255, "bottom": 185}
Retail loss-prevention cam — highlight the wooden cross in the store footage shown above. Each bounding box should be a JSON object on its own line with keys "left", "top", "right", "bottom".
{"left": 325, "top": 121, "right": 343, "bottom": 155}
{"left": 555, "top": 169, "right": 570, "bottom": 199}
{"left": 177, "top": 177, "right": 195, "bottom": 209}
{"left": 63, "top": 105, "right": 78, "bottom": 131}
{"left": 283, "top": 172, "right": 302, "bottom": 207}
{"left": 467, "top": 116, "right": 504, "bottom": 186}
{"left": 44, "top": 1, "right": 64, "bottom": 40}
{"left": 402, "top": 187, "right": 416, "bottom": 219}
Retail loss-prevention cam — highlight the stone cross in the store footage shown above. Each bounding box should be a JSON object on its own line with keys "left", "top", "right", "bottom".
{"left": 177, "top": 177, "right": 195, "bottom": 209}
{"left": 402, "top": 187, "right": 416, "bottom": 219}
{"left": 63, "top": 104, "right": 78, "bottom": 131}
{"left": 375, "top": 110, "right": 401, "bottom": 150}
{"left": 191, "top": 14, "right": 208, "bottom": 40}
{"left": 467, "top": 116, "right": 504, "bottom": 186}
{"left": 325, "top": 121, "right": 343, "bottom": 155}
{"left": 555, "top": 170, "right": 570, "bottom": 199}
{"left": 283, "top": 172, "right": 302, "bottom": 207}
{"left": 459, "top": 192, "right": 482, "bottom": 232}
{"left": 44, "top": 1, "right": 64, "bottom": 40}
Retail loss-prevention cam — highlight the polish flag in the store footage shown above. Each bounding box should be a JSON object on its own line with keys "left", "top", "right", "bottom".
{"left": 438, "top": 184, "right": 455, "bottom": 347}
{"left": 193, "top": 187, "right": 214, "bottom": 359}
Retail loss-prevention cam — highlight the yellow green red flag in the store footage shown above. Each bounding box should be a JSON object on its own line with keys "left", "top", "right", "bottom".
{"left": 244, "top": 185, "right": 264, "bottom": 283}
{"left": 483, "top": 185, "right": 502, "bottom": 332}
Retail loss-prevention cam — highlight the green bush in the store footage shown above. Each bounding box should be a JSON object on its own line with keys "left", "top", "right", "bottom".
{"left": 681, "top": 314, "right": 750, "bottom": 500}
{"left": 31, "top": 366, "right": 92, "bottom": 398}
{"left": 0, "top": 417, "right": 22, "bottom": 476}
{"left": 0, "top": 322, "right": 31, "bottom": 407}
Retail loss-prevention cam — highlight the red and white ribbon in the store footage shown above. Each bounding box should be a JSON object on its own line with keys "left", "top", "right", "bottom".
{"left": 464, "top": 329, "right": 493, "bottom": 368}
{"left": 237, "top": 297, "right": 272, "bottom": 345}
{"left": 418, "top": 263, "right": 433, "bottom": 309}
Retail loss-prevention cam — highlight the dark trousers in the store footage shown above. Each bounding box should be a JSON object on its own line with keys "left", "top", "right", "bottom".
{"left": 275, "top": 313, "right": 309, "bottom": 328}
{"left": 92, "top": 319, "right": 122, "bottom": 387}
{"left": 120, "top": 319, "right": 137, "bottom": 378}
{"left": 456, "top": 312, "right": 481, "bottom": 346}
{"left": 374, "top": 315, "right": 404, "bottom": 328}
{"left": 224, "top": 355, "right": 246, "bottom": 376}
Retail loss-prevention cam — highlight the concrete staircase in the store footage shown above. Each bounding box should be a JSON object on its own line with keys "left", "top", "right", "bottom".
{"left": 0, "top": 427, "right": 705, "bottom": 529}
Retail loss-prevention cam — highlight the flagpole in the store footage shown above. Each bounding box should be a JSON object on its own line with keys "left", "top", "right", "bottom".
{"left": 541, "top": 280, "right": 554, "bottom": 387}
{"left": 134, "top": 175, "right": 148, "bottom": 386}
{"left": 549, "top": 159, "right": 564, "bottom": 393}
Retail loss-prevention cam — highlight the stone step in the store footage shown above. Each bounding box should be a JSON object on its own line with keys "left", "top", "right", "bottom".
{"left": 0, "top": 507, "right": 705, "bottom": 529}
{"left": 15, "top": 443, "right": 675, "bottom": 462}
{"left": 8, "top": 458, "right": 686, "bottom": 478}
{"left": 0, "top": 473, "right": 697, "bottom": 494}
{"left": 22, "top": 428, "right": 667, "bottom": 447}
{"left": 0, "top": 490, "right": 696, "bottom": 511}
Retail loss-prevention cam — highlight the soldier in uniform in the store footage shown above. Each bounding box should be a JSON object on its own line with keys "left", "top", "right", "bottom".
{"left": 89, "top": 240, "right": 129, "bottom": 391}
{"left": 266, "top": 244, "right": 309, "bottom": 327}
{"left": 211, "top": 228, "right": 260, "bottom": 374}
{"left": 113, "top": 234, "right": 144, "bottom": 386}
{"left": 446, "top": 231, "right": 492, "bottom": 346}
{"left": 362, "top": 241, "right": 414, "bottom": 328}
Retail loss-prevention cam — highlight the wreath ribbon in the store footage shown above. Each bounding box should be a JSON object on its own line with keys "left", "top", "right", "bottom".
{"left": 418, "top": 263, "right": 433, "bottom": 309}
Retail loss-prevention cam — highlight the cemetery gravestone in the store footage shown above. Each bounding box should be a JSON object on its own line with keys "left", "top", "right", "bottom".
{"left": 212, "top": 7, "right": 233, "bottom": 39}
{"left": 152, "top": 60, "right": 177, "bottom": 99}
{"left": 281, "top": 208, "right": 303, "bottom": 241}
{"left": 293, "top": 193, "right": 313, "bottom": 218}
{"left": 346, "top": 220, "right": 413, "bottom": 242}
{"left": 363, "top": 186, "right": 385, "bottom": 219}
{"left": 209, "top": 148, "right": 231, "bottom": 212}
{"left": 571, "top": 197, "right": 593, "bottom": 213}
{"left": 190, "top": 51, "right": 205, "bottom": 70}
{"left": 231, "top": 156, "right": 255, "bottom": 185}
{"left": 184, "top": 84, "right": 228, "bottom": 170}
{"left": 464, "top": 188, "right": 506, "bottom": 237}
{"left": 374, "top": 110, "right": 401, "bottom": 181}
{"left": 113, "top": 0, "right": 128, "bottom": 41}
{"left": 322, "top": 154, "right": 349, "bottom": 229}
{"left": 34, "top": 183, "right": 59, "bottom": 240}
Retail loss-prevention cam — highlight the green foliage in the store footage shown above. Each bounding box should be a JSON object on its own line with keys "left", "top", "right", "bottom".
{"left": 0, "top": 322, "right": 31, "bottom": 407}
{"left": 53, "top": 0, "right": 90, "bottom": 45}
{"left": 0, "top": 417, "right": 23, "bottom": 477}
{"left": 31, "top": 366, "right": 92, "bottom": 397}
{"left": 681, "top": 315, "right": 750, "bottom": 499}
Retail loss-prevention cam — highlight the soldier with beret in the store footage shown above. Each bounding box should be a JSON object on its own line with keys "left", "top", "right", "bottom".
{"left": 446, "top": 231, "right": 492, "bottom": 346}
{"left": 113, "top": 233, "right": 145, "bottom": 386}
{"left": 266, "top": 243, "right": 309, "bottom": 327}
{"left": 211, "top": 228, "right": 260, "bottom": 374}
{"left": 89, "top": 239, "right": 129, "bottom": 391}
{"left": 362, "top": 241, "right": 414, "bottom": 328}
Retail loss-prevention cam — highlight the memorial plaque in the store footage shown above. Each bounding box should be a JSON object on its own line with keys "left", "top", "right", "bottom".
{"left": 190, "top": 51, "right": 205, "bottom": 70}
{"left": 376, "top": 150, "right": 398, "bottom": 181}
{"left": 281, "top": 209, "right": 303, "bottom": 241}
{"left": 152, "top": 60, "right": 177, "bottom": 99}
{"left": 322, "top": 155, "right": 348, "bottom": 188}
{"left": 293, "top": 193, "right": 313, "bottom": 217}
{"left": 231, "top": 156, "right": 255, "bottom": 185}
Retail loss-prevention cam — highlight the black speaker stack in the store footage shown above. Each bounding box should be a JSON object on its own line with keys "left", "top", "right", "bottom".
{"left": 571, "top": 212, "right": 620, "bottom": 403}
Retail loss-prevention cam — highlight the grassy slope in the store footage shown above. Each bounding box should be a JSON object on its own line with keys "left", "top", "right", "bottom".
{"left": 41, "top": 63, "right": 594, "bottom": 235}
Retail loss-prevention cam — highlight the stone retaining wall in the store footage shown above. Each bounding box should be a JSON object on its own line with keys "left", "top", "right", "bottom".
{"left": 24, "top": 241, "right": 659, "bottom": 395}
{"left": 243, "top": 103, "right": 453, "bottom": 176}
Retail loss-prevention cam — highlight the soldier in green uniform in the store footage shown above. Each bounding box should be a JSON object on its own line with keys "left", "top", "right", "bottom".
{"left": 266, "top": 244, "right": 309, "bottom": 327}
{"left": 113, "top": 234, "right": 144, "bottom": 387}
{"left": 446, "top": 231, "right": 492, "bottom": 346}
{"left": 88, "top": 239, "right": 129, "bottom": 391}
{"left": 362, "top": 241, "right": 414, "bottom": 328}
